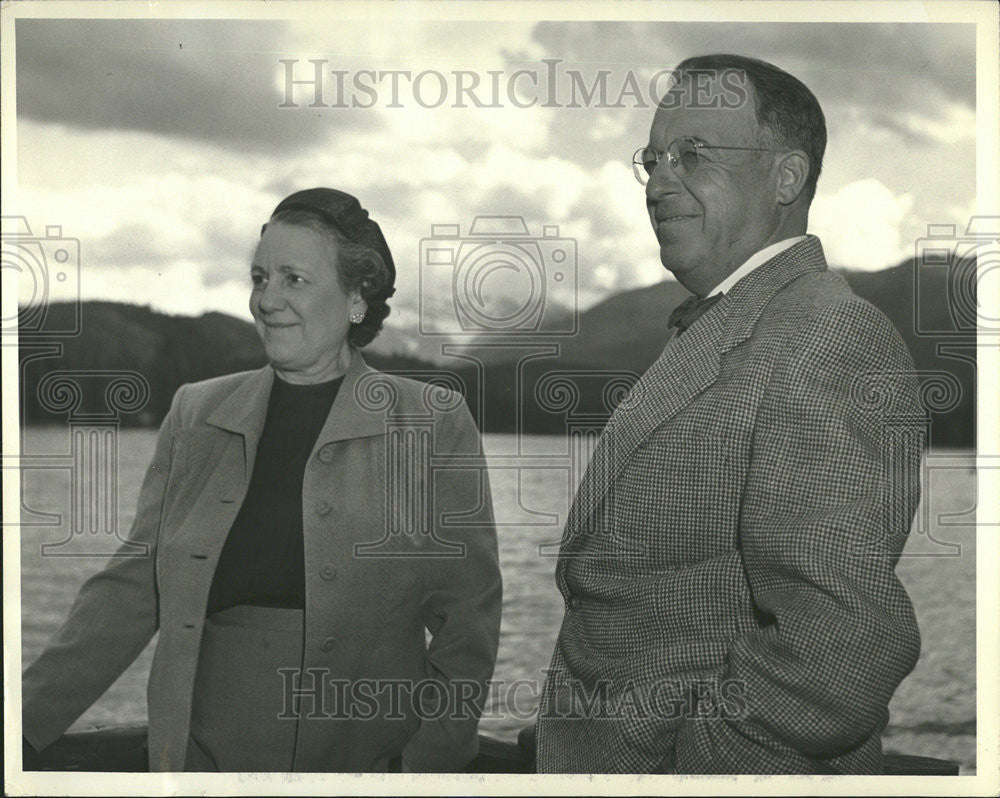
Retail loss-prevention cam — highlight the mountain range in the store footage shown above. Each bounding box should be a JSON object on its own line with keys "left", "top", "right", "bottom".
{"left": 17, "top": 257, "right": 975, "bottom": 448}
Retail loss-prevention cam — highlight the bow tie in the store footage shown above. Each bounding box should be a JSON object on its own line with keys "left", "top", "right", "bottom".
{"left": 668, "top": 293, "right": 723, "bottom": 335}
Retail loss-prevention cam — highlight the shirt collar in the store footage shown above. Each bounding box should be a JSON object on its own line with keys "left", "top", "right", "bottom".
{"left": 707, "top": 235, "right": 809, "bottom": 297}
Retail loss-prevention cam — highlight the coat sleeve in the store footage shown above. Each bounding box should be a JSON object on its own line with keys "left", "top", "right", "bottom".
{"left": 21, "top": 385, "right": 185, "bottom": 752}
{"left": 673, "top": 300, "right": 924, "bottom": 772}
{"left": 401, "top": 398, "right": 502, "bottom": 772}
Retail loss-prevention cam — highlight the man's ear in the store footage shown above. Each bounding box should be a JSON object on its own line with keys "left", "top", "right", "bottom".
{"left": 775, "top": 150, "right": 809, "bottom": 205}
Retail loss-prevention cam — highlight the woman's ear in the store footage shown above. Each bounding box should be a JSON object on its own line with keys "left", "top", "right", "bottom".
{"left": 775, "top": 150, "right": 809, "bottom": 205}
{"left": 352, "top": 292, "right": 368, "bottom": 317}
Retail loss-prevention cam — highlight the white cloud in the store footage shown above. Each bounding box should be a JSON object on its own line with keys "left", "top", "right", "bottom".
{"left": 944, "top": 198, "right": 980, "bottom": 235}
{"left": 12, "top": 113, "right": 668, "bottom": 324}
{"left": 279, "top": 18, "right": 555, "bottom": 152}
{"left": 588, "top": 112, "right": 629, "bottom": 142}
{"left": 810, "top": 178, "right": 914, "bottom": 271}
{"left": 287, "top": 19, "right": 546, "bottom": 67}
{"left": 11, "top": 21, "right": 978, "bottom": 326}
{"left": 19, "top": 258, "right": 253, "bottom": 320}
{"left": 897, "top": 103, "right": 977, "bottom": 146}
{"left": 590, "top": 161, "right": 664, "bottom": 285}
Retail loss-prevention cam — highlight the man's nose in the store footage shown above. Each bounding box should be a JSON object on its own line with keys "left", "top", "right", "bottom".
{"left": 645, "top": 156, "right": 683, "bottom": 198}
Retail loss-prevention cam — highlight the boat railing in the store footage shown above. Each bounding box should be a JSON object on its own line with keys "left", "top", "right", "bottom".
{"left": 22, "top": 724, "right": 960, "bottom": 775}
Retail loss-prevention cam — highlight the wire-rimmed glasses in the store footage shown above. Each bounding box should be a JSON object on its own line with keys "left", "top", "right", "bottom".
{"left": 632, "top": 138, "right": 780, "bottom": 185}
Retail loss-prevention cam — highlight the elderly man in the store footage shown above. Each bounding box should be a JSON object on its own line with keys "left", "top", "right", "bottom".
{"left": 535, "top": 54, "right": 924, "bottom": 774}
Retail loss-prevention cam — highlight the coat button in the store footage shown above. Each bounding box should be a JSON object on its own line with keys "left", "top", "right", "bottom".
{"left": 318, "top": 445, "right": 335, "bottom": 464}
{"left": 316, "top": 501, "right": 332, "bottom": 516}
{"left": 321, "top": 636, "right": 337, "bottom": 652}
{"left": 567, "top": 597, "right": 580, "bottom": 611}
{"left": 320, "top": 564, "right": 337, "bottom": 581}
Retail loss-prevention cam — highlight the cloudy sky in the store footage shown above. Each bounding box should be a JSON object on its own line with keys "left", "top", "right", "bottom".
{"left": 6, "top": 8, "right": 983, "bottom": 334}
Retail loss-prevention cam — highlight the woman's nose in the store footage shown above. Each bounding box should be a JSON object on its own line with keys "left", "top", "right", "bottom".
{"left": 257, "top": 280, "right": 285, "bottom": 312}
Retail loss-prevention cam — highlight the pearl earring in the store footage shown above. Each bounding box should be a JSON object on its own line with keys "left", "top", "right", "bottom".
{"left": 350, "top": 311, "right": 365, "bottom": 324}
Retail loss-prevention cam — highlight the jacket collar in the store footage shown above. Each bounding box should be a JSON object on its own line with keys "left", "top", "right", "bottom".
{"left": 312, "top": 348, "right": 392, "bottom": 445}
{"left": 205, "top": 347, "right": 388, "bottom": 459}
{"left": 205, "top": 363, "right": 273, "bottom": 441}
{"left": 559, "top": 235, "right": 828, "bottom": 557}
{"left": 718, "top": 234, "right": 828, "bottom": 353}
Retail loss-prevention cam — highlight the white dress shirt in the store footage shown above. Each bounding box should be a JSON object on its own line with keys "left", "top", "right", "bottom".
{"left": 707, "top": 235, "right": 808, "bottom": 297}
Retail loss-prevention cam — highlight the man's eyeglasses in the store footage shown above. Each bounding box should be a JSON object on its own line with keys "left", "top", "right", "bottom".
{"left": 632, "top": 138, "right": 779, "bottom": 185}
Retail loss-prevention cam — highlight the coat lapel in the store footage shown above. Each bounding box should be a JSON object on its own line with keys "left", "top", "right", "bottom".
{"left": 205, "top": 365, "right": 274, "bottom": 484}
{"left": 560, "top": 236, "right": 829, "bottom": 557}
{"left": 202, "top": 348, "right": 390, "bottom": 482}
{"left": 310, "top": 348, "right": 393, "bottom": 448}
{"left": 560, "top": 301, "right": 726, "bottom": 559}
{"left": 160, "top": 366, "right": 273, "bottom": 558}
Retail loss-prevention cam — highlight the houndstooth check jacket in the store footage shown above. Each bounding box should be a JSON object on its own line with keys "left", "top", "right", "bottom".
{"left": 535, "top": 235, "right": 924, "bottom": 774}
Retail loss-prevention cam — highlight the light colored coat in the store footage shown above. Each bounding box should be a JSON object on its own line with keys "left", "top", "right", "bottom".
{"left": 23, "top": 349, "right": 502, "bottom": 772}
{"left": 536, "top": 236, "right": 924, "bottom": 773}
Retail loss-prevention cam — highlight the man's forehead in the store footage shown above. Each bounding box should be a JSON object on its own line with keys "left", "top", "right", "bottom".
{"left": 649, "top": 95, "right": 757, "bottom": 143}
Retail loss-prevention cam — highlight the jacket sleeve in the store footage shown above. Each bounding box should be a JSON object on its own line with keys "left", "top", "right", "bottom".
{"left": 21, "top": 386, "right": 185, "bottom": 752}
{"left": 673, "top": 300, "right": 924, "bottom": 772}
{"left": 401, "top": 399, "right": 502, "bottom": 772}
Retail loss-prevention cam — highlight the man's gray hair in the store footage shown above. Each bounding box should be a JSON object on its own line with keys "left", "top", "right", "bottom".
{"left": 672, "top": 54, "right": 827, "bottom": 202}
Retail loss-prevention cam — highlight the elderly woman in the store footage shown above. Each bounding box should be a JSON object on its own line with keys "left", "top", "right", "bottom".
{"left": 22, "top": 188, "right": 502, "bottom": 772}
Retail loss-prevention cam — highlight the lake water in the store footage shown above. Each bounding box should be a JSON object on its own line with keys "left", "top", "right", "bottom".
{"left": 17, "top": 428, "right": 977, "bottom": 772}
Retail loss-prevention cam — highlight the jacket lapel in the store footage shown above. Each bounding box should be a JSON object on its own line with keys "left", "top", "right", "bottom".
{"left": 202, "top": 348, "right": 390, "bottom": 480}
{"left": 560, "top": 302, "right": 726, "bottom": 558}
{"left": 205, "top": 365, "right": 274, "bottom": 484}
{"left": 718, "top": 234, "right": 829, "bottom": 354}
{"left": 310, "top": 348, "right": 393, "bottom": 448}
{"left": 560, "top": 236, "right": 829, "bottom": 555}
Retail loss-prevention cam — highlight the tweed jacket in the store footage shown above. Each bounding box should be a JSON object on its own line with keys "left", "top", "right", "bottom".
{"left": 22, "top": 349, "right": 502, "bottom": 772}
{"left": 535, "top": 236, "right": 924, "bottom": 774}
